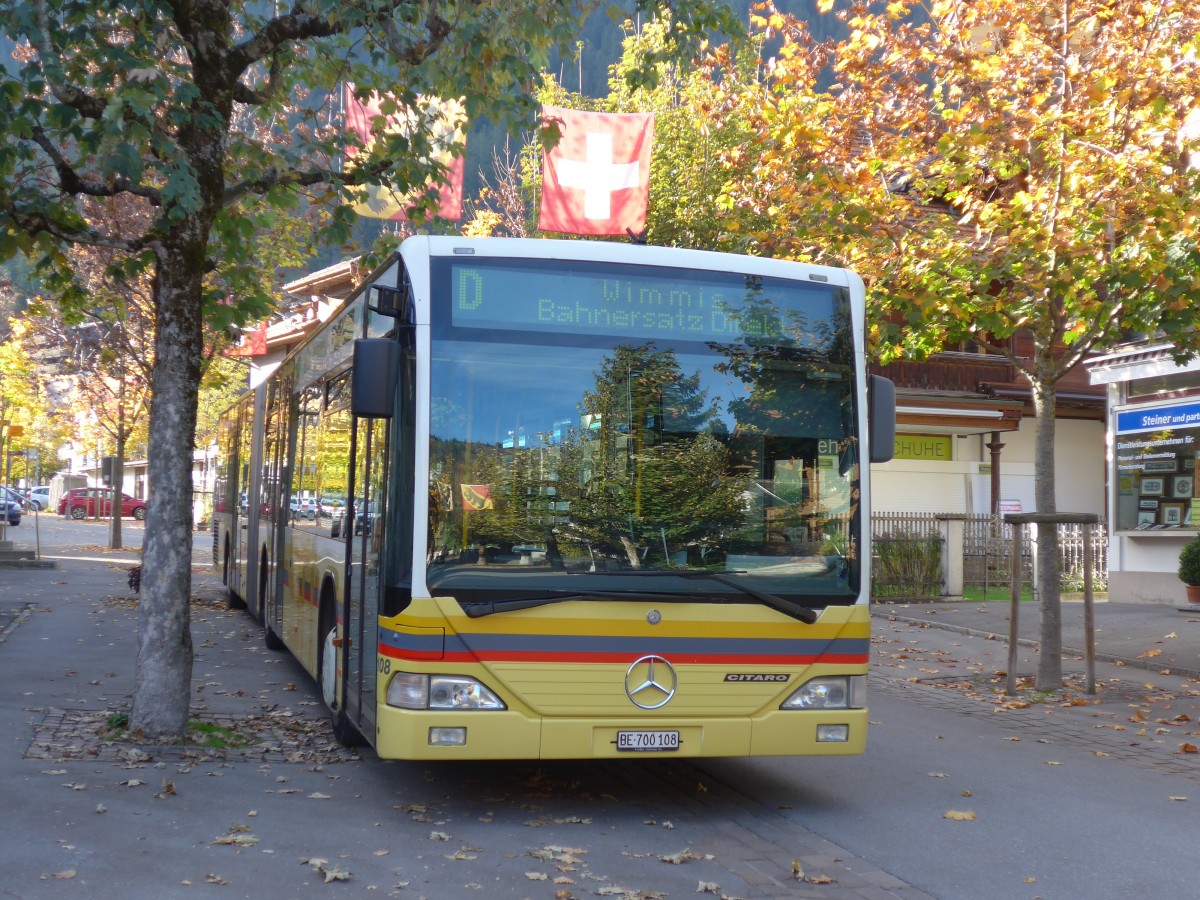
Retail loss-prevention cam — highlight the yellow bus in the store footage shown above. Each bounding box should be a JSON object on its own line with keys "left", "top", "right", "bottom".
{"left": 214, "top": 236, "right": 895, "bottom": 759}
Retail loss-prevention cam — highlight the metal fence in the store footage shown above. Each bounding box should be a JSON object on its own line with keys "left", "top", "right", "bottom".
{"left": 870, "top": 512, "right": 1108, "bottom": 600}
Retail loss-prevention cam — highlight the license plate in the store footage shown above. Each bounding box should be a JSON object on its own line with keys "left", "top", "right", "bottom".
{"left": 616, "top": 730, "right": 680, "bottom": 751}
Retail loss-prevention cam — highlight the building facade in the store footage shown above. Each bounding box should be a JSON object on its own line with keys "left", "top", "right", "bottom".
{"left": 1087, "top": 342, "right": 1200, "bottom": 604}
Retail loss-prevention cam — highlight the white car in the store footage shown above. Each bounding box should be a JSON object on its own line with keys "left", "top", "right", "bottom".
{"left": 26, "top": 485, "right": 50, "bottom": 511}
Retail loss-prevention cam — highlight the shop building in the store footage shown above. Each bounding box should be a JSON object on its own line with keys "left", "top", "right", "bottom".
{"left": 1086, "top": 341, "right": 1200, "bottom": 603}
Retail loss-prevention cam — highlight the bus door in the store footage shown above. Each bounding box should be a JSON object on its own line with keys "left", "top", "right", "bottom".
{"left": 344, "top": 416, "right": 388, "bottom": 737}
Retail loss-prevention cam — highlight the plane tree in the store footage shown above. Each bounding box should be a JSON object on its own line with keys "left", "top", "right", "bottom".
{"left": 0, "top": 0, "right": 734, "bottom": 739}
{"left": 708, "top": 0, "right": 1200, "bottom": 687}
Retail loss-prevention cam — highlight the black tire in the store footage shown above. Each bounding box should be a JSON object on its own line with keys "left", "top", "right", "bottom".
{"left": 318, "top": 594, "right": 365, "bottom": 747}
{"left": 224, "top": 544, "right": 246, "bottom": 611}
{"left": 70, "top": 505, "right": 87, "bottom": 520}
{"left": 133, "top": 506, "right": 146, "bottom": 521}
{"left": 264, "top": 621, "right": 285, "bottom": 651}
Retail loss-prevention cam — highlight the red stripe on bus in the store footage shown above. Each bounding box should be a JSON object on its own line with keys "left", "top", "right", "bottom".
{"left": 378, "top": 645, "right": 866, "bottom": 665}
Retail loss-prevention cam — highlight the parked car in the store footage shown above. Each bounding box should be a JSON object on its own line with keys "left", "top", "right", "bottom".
{"left": 3, "top": 499, "right": 19, "bottom": 527}
{"left": 353, "top": 499, "right": 378, "bottom": 535}
{"left": 0, "top": 485, "right": 28, "bottom": 511}
{"left": 26, "top": 485, "right": 50, "bottom": 511}
{"left": 57, "top": 487, "right": 148, "bottom": 521}
{"left": 289, "top": 495, "right": 318, "bottom": 519}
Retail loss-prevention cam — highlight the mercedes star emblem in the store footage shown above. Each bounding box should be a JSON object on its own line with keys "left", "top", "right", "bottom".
{"left": 624, "top": 655, "right": 678, "bottom": 709}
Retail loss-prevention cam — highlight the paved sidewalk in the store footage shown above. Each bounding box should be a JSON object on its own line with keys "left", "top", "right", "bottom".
{"left": 875, "top": 597, "right": 1200, "bottom": 678}
{"left": 0, "top": 533, "right": 932, "bottom": 900}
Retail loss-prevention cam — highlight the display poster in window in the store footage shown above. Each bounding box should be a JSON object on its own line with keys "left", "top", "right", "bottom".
{"left": 1115, "top": 401, "right": 1200, "bottom": 532}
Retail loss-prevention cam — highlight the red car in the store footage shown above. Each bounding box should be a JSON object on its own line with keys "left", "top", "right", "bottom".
{"left": 58, "top": 488, "right": 148, "bottom": 521}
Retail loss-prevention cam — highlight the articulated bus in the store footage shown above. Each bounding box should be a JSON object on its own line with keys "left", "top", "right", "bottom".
{"left": 213, "top": 236, "right": 895, "bottom": 759}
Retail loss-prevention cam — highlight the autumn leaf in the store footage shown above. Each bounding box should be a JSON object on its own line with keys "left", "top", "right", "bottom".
{"left": 212, "top": 833, "right": 259, "bottom": 847}
{"left": 1179, "top": 743, "right": 1198, "bottom": 754}
{"left": 660, "top": 848, "right": 701, "bottom": 864}
{"left": 526, "top": 872, "right": 549, "bottom": 881}
{"left": 943, "top": 810, "right": 976, "bottom": 821}
{"left": 304, "top": 857, "right": 352, "bottom": 883}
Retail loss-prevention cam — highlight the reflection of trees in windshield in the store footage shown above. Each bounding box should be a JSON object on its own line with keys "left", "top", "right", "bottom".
{"left": 428, "top": 344, "right": 749, "bottom": 570}
{"left": 426, "top": 282, "right": 860, "bottom": 599}
{"left": 710, "top": 289, "right": 858, "bottom": 571}
{"left": 553, "top": 344, "right": 747, "bottom": 568}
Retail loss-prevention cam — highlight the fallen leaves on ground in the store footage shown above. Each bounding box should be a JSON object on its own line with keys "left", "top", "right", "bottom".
{"left": 659, "top": 848, "right": 704, "bottom": 864}
{"left": 302, "top": 857, "right": 352, "bottom": 883}
{"left": 943, "top": 810, "right": 976, "bottom": 821}
{"left": 212, "top": 824, "right": 258, "bottom": 847}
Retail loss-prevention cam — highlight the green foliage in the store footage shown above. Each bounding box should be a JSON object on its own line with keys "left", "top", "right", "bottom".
{"left": 873, "top": 531, "right": 942, "bottom": 599}
{"left": 1178, "top": 535, "right": 1200, "bottom": 586}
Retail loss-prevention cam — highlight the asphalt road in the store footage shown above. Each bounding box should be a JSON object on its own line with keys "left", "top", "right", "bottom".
{"left": 3, "top": 517, "right": 1199, "bottom": 898}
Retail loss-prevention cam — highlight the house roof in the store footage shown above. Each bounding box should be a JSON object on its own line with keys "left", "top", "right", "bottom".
{"left": 894, "top": 390, "right": 1024, "bottom": 435}
{"left": 1085, "top": 342, "right": 1200, "bottom": 385}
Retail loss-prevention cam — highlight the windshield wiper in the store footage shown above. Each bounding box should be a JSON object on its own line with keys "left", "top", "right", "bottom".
{"left": 582, "top": 569, "right": 819, "bottom": 624}
{"left": 462, "top": 590, "right": 693, "bottom": 618}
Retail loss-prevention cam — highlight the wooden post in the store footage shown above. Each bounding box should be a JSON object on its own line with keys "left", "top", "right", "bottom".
{"left": 1006, "top": 521, "right": 1021, "bottom": 695}
{"left": 1083, "top": 524, "right": 1095, "bottom": 695}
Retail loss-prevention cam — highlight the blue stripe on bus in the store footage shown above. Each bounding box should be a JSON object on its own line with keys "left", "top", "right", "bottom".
{"left": 379, "top": 627, "right": 867, "bottom": 660}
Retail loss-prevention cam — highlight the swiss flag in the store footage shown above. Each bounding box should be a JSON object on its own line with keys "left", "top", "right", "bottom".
{"left": 344, "top": 84, "right": 465, "bottom": 222}
{"left": 539, "top": 106, "right": 654, "bottom": 236}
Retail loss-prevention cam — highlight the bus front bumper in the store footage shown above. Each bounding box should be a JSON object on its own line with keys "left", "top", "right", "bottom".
{"left": 372, "top": 706, "right": 868, "bottom": 760}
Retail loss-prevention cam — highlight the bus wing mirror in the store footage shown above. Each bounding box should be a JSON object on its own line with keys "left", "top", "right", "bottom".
{"left": 868, "top": 375, "right": 895, "bottom": 463}
{"left": 352, "top": 338, "right": 398, "bottom": 419}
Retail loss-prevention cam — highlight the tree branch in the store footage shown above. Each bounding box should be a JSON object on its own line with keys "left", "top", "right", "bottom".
{"left": 222, "top": 150, "right": 419, "bottom": 206}
{"left": 229, "top": 9, "right": 341, "bottom": 71}
{"left": 4, "top": 203, "right": 146, "bottom": 254}
{"left": 31, "top": 0, "right": 107, "bottom": 119}
{"left": 31, "top": 124, "right": 162, "bottom": 203}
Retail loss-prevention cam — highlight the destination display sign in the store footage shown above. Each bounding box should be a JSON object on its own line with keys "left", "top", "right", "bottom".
{"left": 443, "top": 259, "right": 840, "bottom": 345}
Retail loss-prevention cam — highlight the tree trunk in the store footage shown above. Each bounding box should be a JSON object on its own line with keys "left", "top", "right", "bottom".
{"left": 1032, "top": 373, "right": 1062, "bottom": 690}
{"left": 620, "top": 534, "right": 642, "bottom": 568}
{"left": 128, "top": 241, "right": 206, "bottom": 739}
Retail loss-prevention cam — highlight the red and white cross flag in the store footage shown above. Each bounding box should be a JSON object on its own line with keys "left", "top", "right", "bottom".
{"left": 538, "top": 106, "right": 655, "bottom": 236}
{"left": 343, "top": 84, "right": 466, "bottom": 222}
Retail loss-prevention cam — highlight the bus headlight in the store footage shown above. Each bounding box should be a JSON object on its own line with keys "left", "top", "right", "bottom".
{"left": 781, "top": 675, "right": 865, "bottom": 710}
{"left": 386, "top": 673, "right": 506, "bottom": 711}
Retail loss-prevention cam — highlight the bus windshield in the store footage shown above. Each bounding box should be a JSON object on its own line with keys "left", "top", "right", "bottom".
{"left": 425, "top": 256, "right": 861, "bottom": 609}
